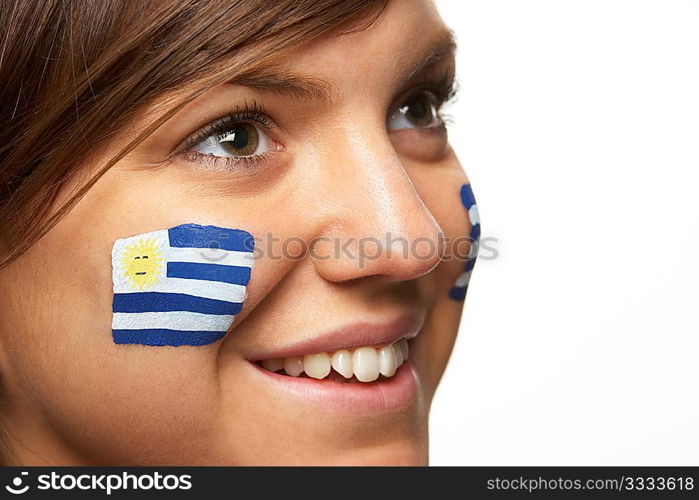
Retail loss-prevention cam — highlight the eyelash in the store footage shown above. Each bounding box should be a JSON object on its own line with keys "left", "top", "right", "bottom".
{"left": 411, "top": 70, "right": 458, "bottom": 127}
{"left": 179, "top": 99, "right": 273, "bottom": 147}
{"left": 178, "top": 73, "right": 458, "bottom": 169}
{"left": 428, "top": 69, "right": 459, "bottom": 108}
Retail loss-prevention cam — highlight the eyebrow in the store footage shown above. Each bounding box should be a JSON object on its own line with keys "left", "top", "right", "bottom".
{"left": 226, "top": 27, "right": 457, "bottom": 106}
{"left": 228, "top": 69, "right": 335, "bottom": 105}
{"left": 396, "top": 28, "right": 457, "bottom": 89}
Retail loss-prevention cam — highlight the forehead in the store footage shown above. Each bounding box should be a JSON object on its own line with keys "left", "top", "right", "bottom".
{"left": 273, "top": 0, "right": 448, "bottom": 95}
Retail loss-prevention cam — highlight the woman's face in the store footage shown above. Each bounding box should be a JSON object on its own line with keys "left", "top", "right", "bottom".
{"left": 0, "top": 0, "right": 473, "bottom": 465}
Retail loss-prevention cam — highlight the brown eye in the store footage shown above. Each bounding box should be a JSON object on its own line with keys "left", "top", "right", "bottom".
{"left": 190, "top": 121, "right": 271, "bottom": 158}
{"left": 389, "top": 90, "right": 442, "bottom": 130}
{"left": 220, "top": 123, "right": 259, "bottom": 156}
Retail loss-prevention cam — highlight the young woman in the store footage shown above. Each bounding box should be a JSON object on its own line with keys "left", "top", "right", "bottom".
{"left": 0, "top": 0, "right": 479, "bottom": 464}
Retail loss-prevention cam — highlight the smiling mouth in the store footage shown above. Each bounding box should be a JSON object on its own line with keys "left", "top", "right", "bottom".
{"left": 249, "top": 315, "right": 421, "bottom": 413}
{"left": 257, "top": 338, "right": 410, "bottom": 383}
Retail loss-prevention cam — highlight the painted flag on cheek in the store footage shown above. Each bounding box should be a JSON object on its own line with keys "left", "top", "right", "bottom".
{"left": 111, "top": 223, "right": 255, "bottom": 346}
{"left": 449, "top": 183, "right": 480, "bottom": 301}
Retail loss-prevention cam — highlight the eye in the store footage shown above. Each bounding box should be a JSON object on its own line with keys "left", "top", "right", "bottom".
{"left": 388, "top": 90, "right": 443, "bottom": 131}
{"left": 189, "top": 122, "right": 272, "bottom": 158}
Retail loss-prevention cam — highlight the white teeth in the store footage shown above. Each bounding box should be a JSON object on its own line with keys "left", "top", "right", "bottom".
{"left": 284, "top": 356, "right": 304, "bottom": 377}
{"left": 352, "top": 347, "right": 380, "bottom": 382}
{"left": 331, "top": 350, "right": 353, "bottom": 378}
{"left": 261, "top": 358, "right": 284, "bottom": 372}
{"left": 303, "top": 352, "right": 331, "bottom": 379}
{"left": 261, "top": 338, "right": 411, "bottom": 382}
{"left": 378, "top": 344, "right": 398, "bottom": 377}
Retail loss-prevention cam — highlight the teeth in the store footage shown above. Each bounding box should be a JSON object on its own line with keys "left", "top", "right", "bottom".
{"left": 331, "top": 350, "right": 353, "bottom": 378}
{"left": 284, "top": 356, "right": 304, "bottom": 377}
{"left": 303, "top": 353, "right": 331, "bottom": 379}
{"left": 352, "top": 347, "right": 380, "bottom": 382}
{"left": 261, "top": 339, "right": 410, "bottom": 382}
{"left": 378, "top": 345, "right": 397, "bottom": 377}
{"left": 261, "top": 358, "right": 284, "bottom": 372}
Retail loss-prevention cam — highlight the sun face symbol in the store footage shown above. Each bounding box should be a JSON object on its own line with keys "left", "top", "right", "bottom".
{"left": 120, "top": 237, "right": 165, "bottom": 290}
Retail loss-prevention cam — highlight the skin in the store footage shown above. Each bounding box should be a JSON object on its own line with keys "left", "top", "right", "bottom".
{"left": 0, "top": 0, "right": 473, "bottom": 465}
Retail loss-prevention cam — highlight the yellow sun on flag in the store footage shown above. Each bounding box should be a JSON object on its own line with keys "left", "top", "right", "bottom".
{"left": 120, "top": 237, "right": 165, "bottom": 290}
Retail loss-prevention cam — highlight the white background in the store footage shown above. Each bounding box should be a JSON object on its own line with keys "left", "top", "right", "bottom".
{"left": 430, "top": 0, "right": 699, "bottom": 465}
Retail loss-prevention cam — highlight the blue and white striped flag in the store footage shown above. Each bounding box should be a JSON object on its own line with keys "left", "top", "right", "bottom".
{"left": 111, "top": 223, "right": 254, "bottom": 346}
{"left": 449, "top": 183, "right": 480, "bottom": 301}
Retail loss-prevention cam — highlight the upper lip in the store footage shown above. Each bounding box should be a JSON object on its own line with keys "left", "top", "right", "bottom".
{"left": 247, "top": 313, "right": 424, "bottom": 361}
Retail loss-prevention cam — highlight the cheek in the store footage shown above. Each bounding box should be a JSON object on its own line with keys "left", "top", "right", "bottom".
{"left": 1, "top": 170, "right": 264, "bottom": 461}
{"left": 46, "top": 348, "right": 220, "bottom": 462}
{"left": 407, "top": 160, "right": 473, "bottom": 292}
{"left": 3, "top": 219, "right": 225, "bottom": 462}
{"left": 406, "top": 160, "right": 475, "bottom": 394}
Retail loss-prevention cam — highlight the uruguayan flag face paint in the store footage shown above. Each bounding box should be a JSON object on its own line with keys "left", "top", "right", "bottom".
{"left": 449, "top": 183, "right": 480, "bottom": 301}
{"left": 111, "top": 223, "right": 254, "bottom": 346}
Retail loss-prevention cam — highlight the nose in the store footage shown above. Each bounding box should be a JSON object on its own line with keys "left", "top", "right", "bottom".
{"left": 309, "top": 123, "right": 444, "bottom": 283}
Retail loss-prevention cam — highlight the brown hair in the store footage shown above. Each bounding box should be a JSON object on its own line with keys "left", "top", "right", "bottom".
{"left": 0, "top": 0, "right": 387, "bottom": 269}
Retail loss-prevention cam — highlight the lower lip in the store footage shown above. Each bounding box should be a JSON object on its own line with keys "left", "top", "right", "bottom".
{"left": 251, "top": 359, "right": 419, "bottom": 415}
